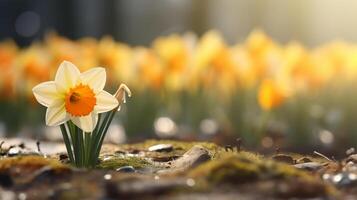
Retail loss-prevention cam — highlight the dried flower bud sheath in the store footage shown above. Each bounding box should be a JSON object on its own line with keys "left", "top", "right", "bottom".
{"left": 114, "top": 83, "right": 132, "bottom": 111}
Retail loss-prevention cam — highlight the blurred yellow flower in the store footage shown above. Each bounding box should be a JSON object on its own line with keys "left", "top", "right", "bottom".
{"left": 98, "top": 37, "right": 134, "bottom": 85}
{"left": 135, "top": 48, "right": 163, "bottom": 91}
{"left": 258, "top": 79, "right": 287, "bottom": 111}
{"left": 0, "top": 40, "right": 18, "bottom": 99}
{"left": 153, "top": 34, "right": 190, "bottom": 91}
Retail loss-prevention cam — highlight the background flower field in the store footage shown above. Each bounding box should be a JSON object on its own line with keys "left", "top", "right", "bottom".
{"left": 1, "top": 30, "right": 357, "bottom": 152}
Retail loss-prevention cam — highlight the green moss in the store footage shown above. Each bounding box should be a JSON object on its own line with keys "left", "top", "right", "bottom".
{"left": 188, "top": 155, "right": 340, "bottom": 197}
{"left": 188, "top": 152, "right": 318, "bottom": 185}
{"left": 188, "top": 153, "right": 258, "bottom": 183}
{"left": 0, "top": 155, "right": 70, "bottom": 173}
{"left": 214, "top": 150, "right": 262, "bottom": 161}
{"left": 97, "top": 156, "right": 152, "bottom": 170}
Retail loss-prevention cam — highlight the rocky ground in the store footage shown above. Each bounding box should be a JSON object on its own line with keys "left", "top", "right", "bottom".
{"left": 0, "top": 138, "right": 356, "bottom": 199}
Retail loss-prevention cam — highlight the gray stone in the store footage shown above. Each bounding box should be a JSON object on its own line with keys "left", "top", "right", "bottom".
{"left": 294, "top": 162, "right": 323, "bottom": 171}
{"left": 148, "top": 144, "right": 173, "bottom": 152}
{"left": 7, "top": 147, "right": 40, "bottom": 157}
{"left": 116, "top": 166, "right": 135, "bottom": 173}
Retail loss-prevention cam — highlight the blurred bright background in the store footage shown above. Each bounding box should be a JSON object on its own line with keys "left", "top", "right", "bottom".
{"left": 1, "top": 0, "right": 357, "bottom": 154}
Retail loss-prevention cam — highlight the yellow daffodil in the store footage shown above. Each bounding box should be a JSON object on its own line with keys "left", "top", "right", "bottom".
{"left": 32, "top": 61, "right": 119, "bottom": 132}
{"left": 258, "top": 79, "right": 287, "bottom": 111}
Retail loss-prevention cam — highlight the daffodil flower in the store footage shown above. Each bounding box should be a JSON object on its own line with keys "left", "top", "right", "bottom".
{"left": 32, "top": 61, "right": 119, "bottom": 132}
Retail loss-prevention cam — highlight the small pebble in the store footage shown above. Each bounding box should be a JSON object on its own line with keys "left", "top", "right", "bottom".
{"left": 333, "top": 173, "right": 343, "bottom": 183}
{"left": 323, "top": 172, "right": 357, "bottom": 186}
{"left": 104, "top": 174, "right": 112, "bottom": 180}
{"left": 7, "top": 146, "right": 39, "bottom": 157}
{"left": 334, "top": 172, "right": 356, "bottom": 186}
{"left": 7, "top": 147, "right": 22, "bottom": 156}
{"left": 7, "top": 147, "right": 21, "bottom": 156}
{"left": 294, "top": 162, "right": 323, "bottom": 171}
{"left": 186, "top": 178, "right": 195, "bottom": 187}
{"left": 346, "top": 148, "right": 355, "bottom": 155}
{"left": 148, "top": 144, "right": 173, "bottom": 152}
{"left": 116, "top": 166, "right": 135, "bottom": 173}
{"left": 103, "top": 155, "right": 114, "bottom": 161}
{"left": 18, "top": 193, "right": 27, "bottom": 200}
{"left": 322, "top": 173, "right": 332, "bottom": 181}
{"left": 272, "top": 154, "right": 294, "bottom": 164}
{"left": 349, "top": 173, "right": 357, "bottom": 181}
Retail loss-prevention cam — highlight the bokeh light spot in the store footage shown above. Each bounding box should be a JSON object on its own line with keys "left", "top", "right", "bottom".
{"left": 15, "top": 11, "right": 41, "bottom": 38}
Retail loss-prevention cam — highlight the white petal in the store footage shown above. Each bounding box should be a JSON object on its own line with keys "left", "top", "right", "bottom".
{"left": 80, "top": 67, "right": 106, "bottom": 94}
{"left": 94, "top": 91, "right": 119, "bottom": 113}
{"left": 33, "top": 81, "right": 62, "bottom": 107}
{"left": 55, "top": 61, "right": 80, "bottom": 92}
{"left": 45, "top": 100, "right": 69, "bottom": 126}
{"left": 71, "top": 113, "right": 98, "bottom": 132}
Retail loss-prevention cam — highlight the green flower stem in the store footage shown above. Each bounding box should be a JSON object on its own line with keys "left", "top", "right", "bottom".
{"left": 76, "top": 127, "right": 85, "bottom": 167}
{"left": 66, "top": 121, "right": 79, "bottom": 166}
{"left": 60, "top": 124, "right": 74, "bottom": 163}
{"left": 93, "top": 110, "right": 116, "bottom": 164}
{"left": 95, "top": 110, "right": 116, "bottom": 159}
{"left": 84, "top": 132, "right": 91, "bottom": 166}
{"left": 59, "top": 107, "right": 121, "bottom": 168}
{"left": 90, "top": 112, "right": 112, "bottom": 164}
{"left": 74, "top": 127, "right": 81, "bottom": 166}
{"left": 88, "top": 114, "right": 102, "bottom": 166}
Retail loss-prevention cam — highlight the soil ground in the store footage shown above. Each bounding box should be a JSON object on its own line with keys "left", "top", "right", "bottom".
{"left": 0, "top": 138, "right": 355, "bottom": 200}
